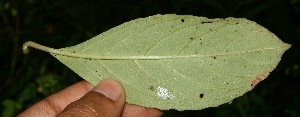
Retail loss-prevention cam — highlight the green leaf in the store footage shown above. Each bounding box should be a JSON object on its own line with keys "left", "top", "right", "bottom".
{"left": 23, "top": 14, "right": 291, "bottom": 110}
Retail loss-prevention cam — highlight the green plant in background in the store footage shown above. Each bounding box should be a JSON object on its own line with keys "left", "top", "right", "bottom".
{"left": 1, "top": 0, "right": 299, "bottom": 117}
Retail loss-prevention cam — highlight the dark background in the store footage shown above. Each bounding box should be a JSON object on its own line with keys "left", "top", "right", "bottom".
{"left": 1, "top": 0, "right": 299, "bottom": 116}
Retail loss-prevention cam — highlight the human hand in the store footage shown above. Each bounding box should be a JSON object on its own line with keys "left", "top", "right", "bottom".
{"left": 18, "top": 79, "right": 163, "bottom": 117}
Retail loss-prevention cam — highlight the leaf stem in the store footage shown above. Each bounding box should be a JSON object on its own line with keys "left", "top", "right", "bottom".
{"left": 22, "top": 41, "right": 173, "bottom": 60}
{"left": 23, "top": 41, "right": 61, "bottom": 55}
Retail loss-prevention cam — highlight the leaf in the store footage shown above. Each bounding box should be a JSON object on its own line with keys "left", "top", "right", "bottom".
{"left": 23, "top": 14, "right": 291, "bottom": 110}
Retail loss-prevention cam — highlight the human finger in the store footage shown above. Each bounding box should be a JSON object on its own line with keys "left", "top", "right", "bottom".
{"left": 18, "top": 81, "right": 93, "bottom": 117}
{"left": 56, "top": 79, "right": 125, "bottom": 117}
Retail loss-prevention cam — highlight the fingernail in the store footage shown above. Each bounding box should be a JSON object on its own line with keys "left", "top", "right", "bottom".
{"left": 92, "top": 79, "right": 123, "bottom": 101}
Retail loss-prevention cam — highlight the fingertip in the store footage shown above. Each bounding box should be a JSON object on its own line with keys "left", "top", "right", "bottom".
{"left": 93, "top": 79, "right": 125, "bottom": 102}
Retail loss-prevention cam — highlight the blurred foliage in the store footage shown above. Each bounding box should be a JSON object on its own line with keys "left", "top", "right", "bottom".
{"left": 0, "top": 0, "right": 299, "bottom": 117}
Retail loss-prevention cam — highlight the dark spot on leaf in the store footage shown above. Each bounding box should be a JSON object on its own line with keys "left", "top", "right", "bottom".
{"left": 209, "top": 29, "right": 212, "bottom": 31}
{"left": 149, "top": 86, "right": 154, "bottom": 91}
{"left": 72, "top": 51, "right": 76, "bottom": 53}
{"left": 236, "top": 22, "right": 239, "bottom": 24}
{"left": 95, "top": 71, "right": 98, "bottom": 72}
{"left": 200, "top": 42, "right": 203, "bottom": 44}
{"left": 181, "top": 19, "right": 185, "bottom": 22}
{"left": 199, "top": 93, "right": 204, "bottom": 98}
{"left": 213, "top": 56, "right": 216, "bottom": 59}
{"left": 234, "top": 29, "right": 238, "bottom": 32}
{"left": 190, "top": 37, "right": 194, "bottom": 40}
{"left": 138, "top": 50, "right": 141, "bottom": 53}
{"left": 226, "top": 82, "right": 229, "bottom": 85}
{"left": 171, "top": 25, "right": 174, "bottom": 27}
{"left": 201, "top": 21, "right": 213, "bottom": 24}
{"left": 226, "top": 50, "right": 229, "bottom": 52}
{"left": 89, "top": 59, "right": 92, "bottom": 60}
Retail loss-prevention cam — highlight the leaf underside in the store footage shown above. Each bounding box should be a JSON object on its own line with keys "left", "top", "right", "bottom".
{"left": 25, "top": 14, "right": 291, "bottom": 110}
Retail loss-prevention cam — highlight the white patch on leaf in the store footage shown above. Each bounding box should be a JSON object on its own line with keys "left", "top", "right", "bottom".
{"left": 156, "top": 86, "right": 175, "bottom": 99}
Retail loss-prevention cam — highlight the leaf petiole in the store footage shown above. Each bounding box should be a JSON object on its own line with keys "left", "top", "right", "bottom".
{"left": 23, "top": 41, "right": 59, "bottom": 55}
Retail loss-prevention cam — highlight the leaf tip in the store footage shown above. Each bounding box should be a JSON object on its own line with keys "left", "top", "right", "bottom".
{"left": 280, "top": 42, "right": 292, "bottom": 53}
{"left": 285, "top": 43, "right": 292, "bottom": 50}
